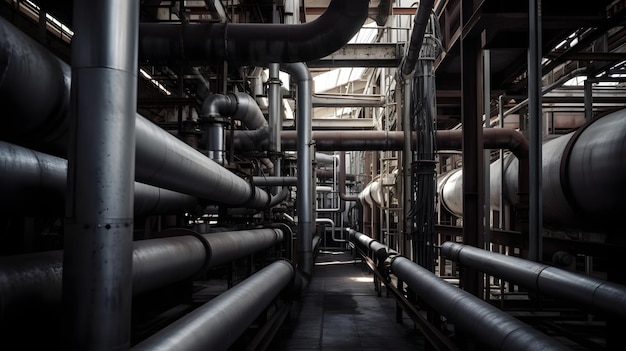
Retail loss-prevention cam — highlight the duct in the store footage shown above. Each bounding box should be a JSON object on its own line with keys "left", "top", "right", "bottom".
{"left": 282, "top": 63, "right": 314, "bottom": 276}
{"left": 138, "top": 0, "right": 369, "bottom": 66}
{"left": 400, "top": 0, "right": 436, "bottom": 77}
{"left": 358, "top": 178, "right": 383, "bottom": 208}
{"left": 0, "top": 18, "right": 272, "bottom": 210}
{"left": 0, "top": 228, "right": 284, "bottom": 323}
{"left": 441, "top": 242, "right": 626, "bottom": 318}
{"left": 132, "top": 260, "right": 294, "bottom": 351}
{"left": 441, "top": 108, "right": 626, "bottom": 230}
{"left": 391, "top": 256, "right": 572, "bottom": 351}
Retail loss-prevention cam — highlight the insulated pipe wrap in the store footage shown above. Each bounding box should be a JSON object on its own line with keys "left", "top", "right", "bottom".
{"left": 391, "top": 256, "right": 571, "bottom": 350}
{"left": 132, "top": 260, "right": 294, "bottom": 351}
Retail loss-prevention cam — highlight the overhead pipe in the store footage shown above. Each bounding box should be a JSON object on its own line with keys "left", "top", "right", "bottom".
{"left": 132, "top": 260, "right": 294, "bottom": 351}
{"left": 138, "top": 0, "right": 369, "bottom": 66}
{"left": 0, "top": 228, "right": 284, "bottom": 323}
{"left": 281, "top": 63, "right": 313, "bottom": 277}
{"left": 441, "top": 242, "right": 626, "bottom": 318}
{"left": 391, "top": 256, "right": 571, "bottom": 350}
{"left": 400, "top": 0, "right": 436, "bottom": 77}
{"left": 0, "top": 141, "right": 198, "bottom": 216}
{"left": 62, "top": 0, "right": 139, "bottom": 348}
{"left": 0, "top": 17, "right": 273, "bottom": 210}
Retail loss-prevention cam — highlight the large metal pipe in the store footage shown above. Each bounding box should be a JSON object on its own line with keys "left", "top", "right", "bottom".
{"left": 0, "top": 17, "right": 272, "bottom": 210}
{"left": 0, "top": 228, "right": 284, "bottom": 323}
{"left": 62, "top": 0, "right": 139, "bottom": 348}
{"left": 391, "top": 256, "right": 572, "bottom": 351}
{"left": 441, "top": 242, "right": 626, "bottom": 318}
{"left": 138, "top": 0, "right": 368, "bottom": 66}
{"left": 0, "top": 141, "right": 198, "bottom": 215}
{"left": 132, "top": 260, "right": 294, "bottom": 351}
{"left": 282, "top": 63, "right": 314, "bottom": 276}
{"left": 440, "top": 108, "right": 626, "bottom": 230}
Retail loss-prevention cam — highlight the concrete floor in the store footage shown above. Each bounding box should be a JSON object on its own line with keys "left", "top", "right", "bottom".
{"left": 277, "top": 249, "right": 425, "bottom": 351}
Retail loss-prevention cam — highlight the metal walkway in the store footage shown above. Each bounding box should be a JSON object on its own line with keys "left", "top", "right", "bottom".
{"left": 276, "top": 249, "right": 424, "bottom": 350}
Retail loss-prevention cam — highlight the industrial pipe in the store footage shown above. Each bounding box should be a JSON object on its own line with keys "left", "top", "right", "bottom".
{"left": 0, "top": 141, "right": 198, "bottom": 215}
{"left": 138, "top": 0, "right": 369, "bottom": 66}
{"left": 0, "top": 228, "right": 284, "bottom": 323}
{"left": 0, "top": 17, "right": 273, "bottom": 210}
{"left": 132, "top": 260, "right": 294, "bottom": 351}
{"left": 282, "top": 63, "right": 314, "bottom": 276}
{"left": 441, "top": 242, "right": 626, "bottom": 318}
{"left": 391, "top": 256, "right": 572, "bottom": 350}
{"left": 400, "top": 0, "right": 436, "bottom": 77}
{"left": 439, "top": 108, "right": 626, "bottom": 230}
{"left": 347, "top": 229, "right": 388, "bottom": 264}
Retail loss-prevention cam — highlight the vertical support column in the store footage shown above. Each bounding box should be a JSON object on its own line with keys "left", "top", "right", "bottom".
{"left": 402, "top": 77, "right": 413, "bottom": 259}
{"left": 460, "top": 23, "right": 484, "bottom": 297}
{"left": 269, "top": 63, "right": 283, "bottom": 194}
{"left": 63, "top": 1, "right": 139, "bottom": 350}
{"left": 282, "top": 63, "right": 313, "bottom": 277}
{"left": 528, "top": 0, "right": 543, "bottom": 262}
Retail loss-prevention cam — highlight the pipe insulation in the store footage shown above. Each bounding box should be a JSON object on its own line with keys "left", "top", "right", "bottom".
{"left": 391, "top": 256, "right": 572, "bottom": 351}
{"left": 439, "top": 108, "right": 626, "bottom": 230}
{"left": 441, "top": 242, "right": 626, "bottom": 318}
{"left": 138, "top": 0, "right": 369, "bottom": 66}
{"left": 0, "top": 17, "right": 271, "bottom": 209}
{"left": 0, "top": 141, "right": 198, "bottom": 215}
{"left": 0, "top": 228, "right": 284, "bottom": 323}
{"left": 132, "top": 260, "right": 294, "bottom": 351}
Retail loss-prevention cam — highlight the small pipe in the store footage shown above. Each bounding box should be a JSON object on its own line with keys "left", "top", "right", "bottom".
{"left": 132, "top": 260, "right": 294, "bottom": 351}
{"left": 441, "top": 242, "right": 626, "bottom": 318}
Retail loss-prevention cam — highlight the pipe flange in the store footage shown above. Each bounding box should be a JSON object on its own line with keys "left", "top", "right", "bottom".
{"left": 155, "top": 228, "right": 212, "bottom": 279}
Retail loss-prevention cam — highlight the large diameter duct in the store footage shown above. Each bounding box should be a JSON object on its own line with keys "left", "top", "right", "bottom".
{"left": 440, "top": 109, "right": 626, "bottom": 230}
{"left": 138, "top": 0, "right": 369, "bottom": 66}
{"left": 0, "top": 141, "right": 198, "bottom": 215}
{"left": 391, "top": 256, "right": 572, "bottom": 351}
{"left": 0, "top": 228, "right": 284, "bottom": 322}
{"left": 0, "top": 18, "right": 271, "bottom": 210}
{"left": 441, "top": 242, "right": 626, "bottom": 318}
{"left": 132, "top": 260, "right": 294, "bottom": 351}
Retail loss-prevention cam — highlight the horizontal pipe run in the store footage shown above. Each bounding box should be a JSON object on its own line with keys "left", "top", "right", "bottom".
{"left": 441, "top": 242, "right": 626, "bottom": 317}
{"left": 0, "top": 141, "right": 198, "bottom": 215}
{"left": 138, "top": 0, "right": 368, "bottom": 65}
{"left": 391, "top": 256, "right": 572, "bottom": 351}
{"left": 132, "top": 260, "right": 294, "bottom": 351}
{"left": 252, "top": 176, "right": 298, "bottom": 187}
{"left": 0, "top": 228, "right": 284, "bottom": 322}
{"left": 347, "top": 229, "right": 388, "bottom": 263}
{"left": 0, "top": 18, "right": 271, "bottom": 209}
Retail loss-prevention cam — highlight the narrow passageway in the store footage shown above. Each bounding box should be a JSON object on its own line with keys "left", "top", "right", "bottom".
{"left": 277, "top": 250, "right": 424, "bottom": 351}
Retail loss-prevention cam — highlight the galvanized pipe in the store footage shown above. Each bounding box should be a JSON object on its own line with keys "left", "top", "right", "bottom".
{"left": 132, "top": 260, "right": 294, "bottom": 351}
{"left": 138, "top": 0, "right": 368, "bottom": 66}
{"left": 0, "top": 228, "right": 284, "bottom": 322}
{"left": 391, "top": 256, "right": 572, "bottom": 351}
{"left": 0, "top": 141, "right": 198, "bottom": 215}
{"left": 62, "top": 0, "right": 139, "bottom": 348}
{"left": 441, "top": 242, "right": 626, "bottom": 318}
{"left": 282, "top": 63, "right": 313, "bottom": 276}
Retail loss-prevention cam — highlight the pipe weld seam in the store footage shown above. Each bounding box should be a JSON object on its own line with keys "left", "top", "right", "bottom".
{"left": 187, "top": 230, "right": 212, "bottom": 278}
